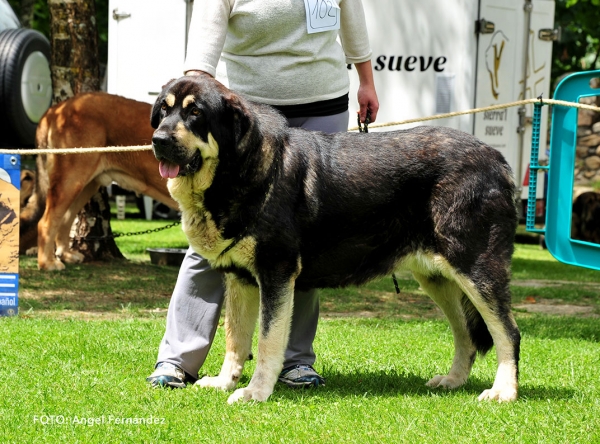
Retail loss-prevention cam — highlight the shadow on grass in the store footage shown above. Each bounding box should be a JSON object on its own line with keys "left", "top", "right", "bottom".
{"left": 266, "top": 370, "right": 576, "bottom": 401}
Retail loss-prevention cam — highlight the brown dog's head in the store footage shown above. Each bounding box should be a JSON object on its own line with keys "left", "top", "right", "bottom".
{"left": 151, "top": 75, "right": 253, "bottom": 179}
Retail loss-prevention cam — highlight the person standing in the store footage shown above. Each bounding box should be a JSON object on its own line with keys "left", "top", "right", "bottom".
{"left": 148, "top": 0, "right": 379, "bottom": 389}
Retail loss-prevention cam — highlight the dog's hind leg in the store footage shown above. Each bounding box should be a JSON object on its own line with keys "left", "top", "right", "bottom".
{"left": 412, "top": 271, "right": 479, "bottom": 390}
{"left": 449, "top": 270, "right": 520, "bottom": 402}
{"left": 197, "top": 274, "right": 259, "bottom": 393}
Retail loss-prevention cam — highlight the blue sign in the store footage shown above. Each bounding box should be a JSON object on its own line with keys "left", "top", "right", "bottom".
{"left": 0, "top": 154, "right": 20, "bottom": 316}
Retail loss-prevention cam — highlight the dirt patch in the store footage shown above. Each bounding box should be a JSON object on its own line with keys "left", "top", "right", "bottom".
{"left": 512, "top": 279, "right": 600, "bottom": 290}
{"left": 513, "top": 302, "right": 598, "bottom": 317}
{"left": 15, "top": 274, "right": 599, "bottom": 320}
{"left": 18, "top": 307, "right": 169, "bottom": 321}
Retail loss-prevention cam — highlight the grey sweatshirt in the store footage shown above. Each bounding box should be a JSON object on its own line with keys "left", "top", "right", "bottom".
{"left": 184, "top": 0, "right": 372, "bottom": 105}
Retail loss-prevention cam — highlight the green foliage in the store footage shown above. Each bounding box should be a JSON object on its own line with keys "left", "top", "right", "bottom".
{"left": 95, "top": 0, "right": 108, "bottom": 63}
{"left": 552, "top": 0, "right": 600, "bottom": 81}
{"left": 31, "top": 0, "right": 50, "bottom": 38}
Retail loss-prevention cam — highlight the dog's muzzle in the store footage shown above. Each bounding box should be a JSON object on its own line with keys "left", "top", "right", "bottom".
{"left": 152, "top": 132, "right": 202, "bottom": 179}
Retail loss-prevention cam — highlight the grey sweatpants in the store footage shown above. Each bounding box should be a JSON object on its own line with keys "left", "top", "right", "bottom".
{"left": 156, "top": 111, "right": 349, "bottom": 379}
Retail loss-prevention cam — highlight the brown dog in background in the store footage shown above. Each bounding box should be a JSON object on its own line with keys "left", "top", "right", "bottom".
{"left": 26, "top": 92, "right": 178, "bottom": 271}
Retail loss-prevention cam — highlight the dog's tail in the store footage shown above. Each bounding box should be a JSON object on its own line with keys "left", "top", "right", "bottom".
{"left": 19, "top": 115, "right": 51, "bottom": 254}
{"left": 461, "top": 296, "right": 494, "bottom": 355}
{"left": 19, "top": 155, "right": 48, "bottom": 254}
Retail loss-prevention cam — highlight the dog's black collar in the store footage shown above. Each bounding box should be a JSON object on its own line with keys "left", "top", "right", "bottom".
{"left": 218, "top": 232, "right": 246, "bottom": 258}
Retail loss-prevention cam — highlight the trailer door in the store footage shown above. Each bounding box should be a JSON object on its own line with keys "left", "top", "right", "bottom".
{"left": 348, "top": 0, "right": 479, "bottom": 133}
{"left": 474, "top": 0, "right": 555, "bottom": 198}
{"left": 107, "top": 0, "right": 189, "bottom": 104}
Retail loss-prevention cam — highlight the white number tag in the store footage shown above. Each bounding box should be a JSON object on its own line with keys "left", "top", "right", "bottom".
{"left": 304, "top": 0, "right": 340, "bottom": 34}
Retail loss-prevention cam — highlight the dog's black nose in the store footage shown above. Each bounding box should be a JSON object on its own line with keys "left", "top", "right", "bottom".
{"left": 152, "top": 132, "right": 173, "bottom": 157}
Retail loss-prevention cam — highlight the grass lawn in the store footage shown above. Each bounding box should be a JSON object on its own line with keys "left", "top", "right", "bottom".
{"left": 2, "top": 216, "right": 600, "bottom": 443}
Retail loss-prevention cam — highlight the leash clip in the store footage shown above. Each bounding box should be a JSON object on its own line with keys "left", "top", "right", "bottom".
{"left": 357, "top": 111, "right": 371, "bottom": 133}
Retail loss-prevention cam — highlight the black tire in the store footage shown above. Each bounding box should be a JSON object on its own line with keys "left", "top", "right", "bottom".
{"left": 0, "top": 29, "right": 52, "bottom": 147}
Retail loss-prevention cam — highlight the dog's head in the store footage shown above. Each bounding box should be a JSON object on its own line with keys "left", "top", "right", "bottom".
{"left": 151, "top": 75, "right": 252, "bottom": 179}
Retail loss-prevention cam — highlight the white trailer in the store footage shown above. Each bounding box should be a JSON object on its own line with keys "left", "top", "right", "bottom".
{"left": 107, "top": 0, "right": 556, "bottom": 202}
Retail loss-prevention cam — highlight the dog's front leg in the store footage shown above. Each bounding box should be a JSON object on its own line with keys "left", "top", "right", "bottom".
{"left": 227, "top": 274, "right": 295, "bottom": 404}
{"left": 196, "top": 274, "right": 259, "bottom": 392}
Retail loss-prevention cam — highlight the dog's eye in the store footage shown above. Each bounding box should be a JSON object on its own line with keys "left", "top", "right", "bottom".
{"left": 161, "top": 103, "right": 167, "bottom": 111}
{"left": 191, "top": 107, "right": 201, "bottom": 116}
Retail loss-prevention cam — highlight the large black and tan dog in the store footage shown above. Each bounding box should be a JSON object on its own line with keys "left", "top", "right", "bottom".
{"left": 151, "top": 75, "right": 520, "bottom": 404}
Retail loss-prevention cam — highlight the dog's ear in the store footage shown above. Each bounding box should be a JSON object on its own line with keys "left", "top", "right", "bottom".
{"left": 211, "top": 92, "right": 253, "bottom": 154}
{"left": 150, "top": 79, "right": 176, "bottom": 129}
{"left": 231, "top": 100, "right": 252, "bottom": 152}
{"left": 150, "top": 100, "right": 162, "bottom": 129}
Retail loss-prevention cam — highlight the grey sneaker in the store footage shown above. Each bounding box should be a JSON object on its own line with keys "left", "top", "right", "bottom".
{"left": 278, "top": 365, "right": 325, "bottom": 388}
{"left": 146, "top": 362, "right": 187, "bottom": 389}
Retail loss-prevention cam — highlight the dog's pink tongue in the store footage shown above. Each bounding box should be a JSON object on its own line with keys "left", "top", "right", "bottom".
{"left": 159, "top": 160, "right": 180, "bottom": 179}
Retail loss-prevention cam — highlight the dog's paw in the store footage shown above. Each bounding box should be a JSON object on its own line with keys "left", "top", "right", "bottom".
{"left": 195, "top": 375, "right": 237, "bottom": 391}
{"left": 227, "top": 387, "right": 272, "bottom": 404}
{"left": 61, "top": 251, "right": 85, "bottom": 264}
{"left": 39, "top": 259, "right": 66, "bottom": 271}
{"left": 426, "top": 374, "right": 466, "bottom": 389}
{"left": 477, "top": 386, "right": 518, "bottom": 402}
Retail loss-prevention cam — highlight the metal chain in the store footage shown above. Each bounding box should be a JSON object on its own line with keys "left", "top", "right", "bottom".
{"left": 71, "top": 220, "right": 181, "bottom": 241}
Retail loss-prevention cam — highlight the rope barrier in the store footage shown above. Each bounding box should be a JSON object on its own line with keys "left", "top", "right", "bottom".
{"left": 348, "top": 98, "right": 600, "bottom": 132}
{"left": 1, "top": 97, "right": 598, "bottom": 156}
{"left": 0, "top": 144, "right": 153, "bottom": 155}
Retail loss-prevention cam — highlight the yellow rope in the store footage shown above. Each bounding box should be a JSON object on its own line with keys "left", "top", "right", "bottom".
{"left": 0, "top": 97, "right": 598, "bottom": 155}
{"left": 0, "top": 144, "right": 154, "bottom": 155}
{"left": 348, "top": 98, "right": 600, "bottom": 131}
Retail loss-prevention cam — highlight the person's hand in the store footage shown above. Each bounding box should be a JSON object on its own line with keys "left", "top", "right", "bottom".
{"left": 354, "top": 60, "right": 379, "bottom": 123}
{"left": 184, "top": 70, "right": 213, "bottom": 78}
{"left": 357, "top": 83, "right": 379, "bottom": 123}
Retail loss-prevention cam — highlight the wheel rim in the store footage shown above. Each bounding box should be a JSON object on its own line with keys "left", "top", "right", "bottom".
{"left": 20, "top": 50, "right": 52, "bottom": 123}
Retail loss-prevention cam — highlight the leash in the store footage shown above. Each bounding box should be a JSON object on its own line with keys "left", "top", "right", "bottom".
{"left": 357, "top": 111, "right": 371, "bottom": 133}
{"left": 358, "top": 111, "right": 401, "bottom": 295}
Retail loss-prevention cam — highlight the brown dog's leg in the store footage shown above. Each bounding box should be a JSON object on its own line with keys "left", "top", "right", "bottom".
{"left": 37, "top": 155, "right": 99, "bottom": 271}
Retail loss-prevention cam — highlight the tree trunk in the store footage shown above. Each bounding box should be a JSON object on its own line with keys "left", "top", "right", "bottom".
{"left": 48, "top": 0, "right": 100, "bottom": 101}
{"left": 48, "top": 0, "right": 124, "bottom": 262}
